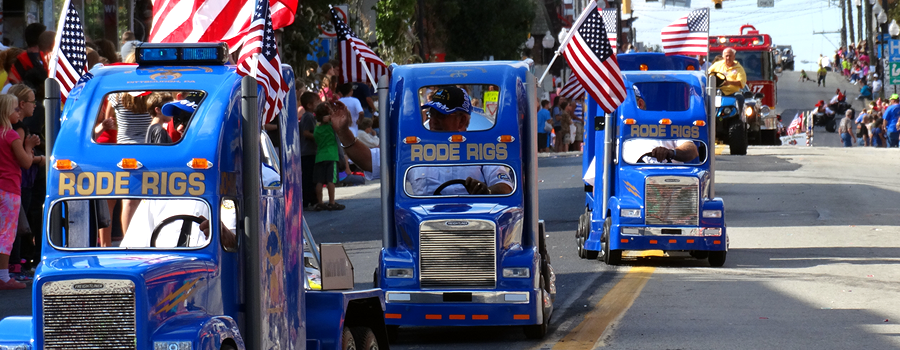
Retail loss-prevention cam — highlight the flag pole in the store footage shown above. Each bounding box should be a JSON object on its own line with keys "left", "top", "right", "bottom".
{"left": 359, "top": 56, "right": 378, "bottom": 88}
{"left": 538, "top": 53, "right": 560, "bottom": 85}
{"left": 537, "top": 0, "right": 598, "bottom": 84}
{"left": 48, "top": 0, "right": 72, "bottom": 79}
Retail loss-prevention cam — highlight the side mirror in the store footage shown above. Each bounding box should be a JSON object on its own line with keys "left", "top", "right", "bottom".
{"left": 754, "top": 92, "right": 764, "bottom": 100}
{"left": 713, "top": 72, "right": 727, "bottom": 88}
{"left": 742, "top": 91, "right": 754, "bottom": 99}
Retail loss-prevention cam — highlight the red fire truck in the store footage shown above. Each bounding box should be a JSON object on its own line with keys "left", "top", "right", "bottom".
{"left": 709, "top": 24, "right": 779, "bottom": 145}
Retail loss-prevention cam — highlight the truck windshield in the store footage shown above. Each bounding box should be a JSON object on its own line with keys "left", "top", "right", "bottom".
{"left": 93, "top": 90, "right": 206, "bottom": 144}
{"left": 418, "top": 84, "right": 500, "bottom": 131}
{"left": 404, "top": 164, "right": 516, "bottom": 197}
{"left": 48, "top": 198, "right": 236, "bottom": 250}
{"left": 633, "top": 83, "right": 691, "bottom": 112}
{"left": 621, "top": 139, "right": 707, "bottom": 165}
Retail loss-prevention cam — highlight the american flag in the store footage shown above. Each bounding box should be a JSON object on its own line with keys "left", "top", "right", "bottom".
{"left": 149, "top": 0, "right": 297, "bottom": 53}
{"left": 236, "top": 0, "right": 288, "bottom": 124}
{"left": 601, "top": 9, "right": 618, "bottom": 50}
{"left": 661, "top": 8, "right": 709, "bottom": 56}
{"left": 559, "top": 73, "right": 585, "bottom": 100}
{"left": 48, "top": 0, "right": 88, "bottom": 104}
{"left": 330, "top": 7, "right": 387, "bottom": 85}
{"left": 787, "top": 112, "right": 803, "bottom": 136}
{"left": 560, "top": 1, "right": 626, "bottom": 114}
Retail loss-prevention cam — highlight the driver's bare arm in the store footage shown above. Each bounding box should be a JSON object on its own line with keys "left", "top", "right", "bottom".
{"left": 649, "top": 141, "right": 699, "bottom": 162}
{"left": 199, "top": 215, "right": 237, "bottom": 249}
{"left": 330, "top": 101, "right": 373, "bottom": 172}
{"left": 464, "top": 177, "right": 512, "bottom": 195}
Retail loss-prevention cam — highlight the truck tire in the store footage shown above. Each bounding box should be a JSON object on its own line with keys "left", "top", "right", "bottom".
{"left": 350, "top": 327, "right": 379, "bottom": 350}
{"left": 577, "top": 212, "right": 598, "bottom": 259}
{"left": 341, "top": 327, "right": 357, "bottom": 350}
{"left": 221, "top": 342, "right": 237, "bottom": 350}
{"left": 600, "top": 217, "right": 621, "bottom": 265}
{"left": 728, "top": 121, "right": 748, "bottom": 155}
{"left": 708, "top": 251, "right": 727, "bottom": 267}
{"left": 523, "top": 275, "right": 550, "bottom": 339}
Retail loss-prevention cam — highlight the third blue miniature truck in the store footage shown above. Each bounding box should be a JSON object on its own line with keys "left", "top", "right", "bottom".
{"left": 575, "top": 55, "right": 729, "bottom": 267}
{"left": 0, "top": 43, "right": 388, "bottom": 350}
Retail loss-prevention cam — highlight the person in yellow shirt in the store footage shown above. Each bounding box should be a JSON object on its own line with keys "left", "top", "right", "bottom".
{"left": 707, "top": 47, "right": 748, "bottom": 109}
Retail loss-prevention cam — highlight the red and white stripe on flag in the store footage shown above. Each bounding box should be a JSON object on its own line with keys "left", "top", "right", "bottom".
{"left": 561, "top": 1, "right": 626, "bottom": 114}
{"left": 661, "top": 8, "right": 709, "bottom": 56}
{"left": 330, "top": 7, "right": 387, "bottom": 84}
{"left": 559, "top": 73, "right": 585, "bottom": 100}
{"left": 150, "top": 0, "right": 297, "bottom": 53}
{"left": 236, "top": 0, "right": 289, "bottom": 124}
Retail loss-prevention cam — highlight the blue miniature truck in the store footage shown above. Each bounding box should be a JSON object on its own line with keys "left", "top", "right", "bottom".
{"left": 0, "top": 43, "right": 388, "bottom": 350}
{"left": 574, "top": 56, "right": 729, "bottom": 267}
{"left": 372, "top": 61, "right": 555, "bottom": 338}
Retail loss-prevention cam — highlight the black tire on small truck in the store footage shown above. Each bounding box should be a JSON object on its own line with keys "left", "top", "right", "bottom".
{"left": 342, "top": 327, "right": 357, "bottom": 350}
{"left": 708, "top": 251, "right": 727, "bottom": 267}
{"left": 350, "top": 327, "right": 379, "bottom": 350}
{"left": 600, "top": 216, "right": 621, "bottom": 265}
{"left": 577, "top": 210, "right": 598, "bottom": 259}
{"left": 728, "top": 120, "right": 748, "bottom": 155}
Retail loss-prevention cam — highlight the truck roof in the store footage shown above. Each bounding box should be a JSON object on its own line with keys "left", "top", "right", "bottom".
{"left": 618, "top": 71, "right": 709, "bottom": 128}
{"left": 391, "top": 60, "right": 532, "bottom": 86}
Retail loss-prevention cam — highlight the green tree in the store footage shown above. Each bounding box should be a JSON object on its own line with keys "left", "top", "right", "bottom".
{"left": 435, "top": 0, "right": 535, "bottom": 61}
{"left": 374, "top": 0, "right": 420, "bottom": 64}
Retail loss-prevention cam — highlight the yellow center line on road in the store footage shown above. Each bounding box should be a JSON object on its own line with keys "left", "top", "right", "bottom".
{"left": 552, "top": 251, "right": 661, "bottom": 350}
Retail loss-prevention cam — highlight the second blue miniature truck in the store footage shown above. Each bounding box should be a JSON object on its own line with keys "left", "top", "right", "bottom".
{"left": 372, "top": 61, "right": 556, "bottom": 339}
{"left": 0, "top": 43, "right": 389, "bottom": 350}
{"left": 575, "top": 55, "right": 729, "bottom": 267}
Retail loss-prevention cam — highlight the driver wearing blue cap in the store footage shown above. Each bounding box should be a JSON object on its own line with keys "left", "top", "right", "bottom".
{"left": 333, "top": 86, "right": 513, "bottom": 195}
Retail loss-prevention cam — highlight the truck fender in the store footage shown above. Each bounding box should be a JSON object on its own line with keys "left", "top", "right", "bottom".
{"left": 154, "top": 314, "right": 245, "bottom": 350}
{"left": 0, "top": 316, "right": 34, "bottom": 348}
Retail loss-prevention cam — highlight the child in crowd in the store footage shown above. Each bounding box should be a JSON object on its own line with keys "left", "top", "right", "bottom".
{"left": 145, "top": 92, "right": 175, "bottom": 144}
{"left": 0, "top": 94, "right": 40, "bottom": 290}
{"left": 299, "top": 92, "right": 319, "bottom": 209}
{"left": 312, "top": 102, "right": 345, "bottom": 211}
{"left": 357, "top": 117, "right": 379, "bottom": 148}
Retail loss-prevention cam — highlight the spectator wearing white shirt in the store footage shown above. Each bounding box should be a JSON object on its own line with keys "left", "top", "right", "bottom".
{"left": 336, "top": 83, "right": 364, "bottom": 137}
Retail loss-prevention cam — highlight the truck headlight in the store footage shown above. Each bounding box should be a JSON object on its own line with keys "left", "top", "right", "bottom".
{"left": 759, "top": 105, "right": 771, "bottom": 116}
{"left": 502, "top": 267, "right": 530, "bottom": 278}
{"left": 744, "top": 106, "right": 754, "bottom": 117}
{"left": 702, "top": 210, "right": 722, "bottom": 218}
{"left": 385, "top": 268, "right": 414, "bottom": 278}
{"left": 154, "top": 341, "right": 191, "bottom": 350}
{"left": 703, "top": 228, "right": 722, "bottom": 236}
{"left": 719, "top": 106, "right": 734, "bottom": 117}
{"left": 620, "top": 209, "right": 641, "bottom": 218}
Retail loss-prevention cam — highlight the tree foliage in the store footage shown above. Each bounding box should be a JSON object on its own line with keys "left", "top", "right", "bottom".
{"left": 374, "top": 0, "right": 421, "bottom": 64}
{"left": 434, "top": 0, "right": 535, "bottom": 61}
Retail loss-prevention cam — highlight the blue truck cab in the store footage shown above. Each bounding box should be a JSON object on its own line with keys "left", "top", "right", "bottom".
{"left": 0, "top": 43, "right": 388, "bottom": 350}
{"left": 373, "top": 61, "right": 555, "bottom": 338}
{"left": 574, "top": 64, "right": 728, "bottom": 267}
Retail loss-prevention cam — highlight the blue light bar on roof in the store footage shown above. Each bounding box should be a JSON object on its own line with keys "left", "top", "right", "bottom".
{"left": 135, "top": 42, "right": 229, "bottom": 65}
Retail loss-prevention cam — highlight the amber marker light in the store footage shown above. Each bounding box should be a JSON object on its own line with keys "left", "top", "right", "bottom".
{"left": 497, "top": 135, "right": 515, "bottom": 143}
{"left": 53, "top": 159, "right": 76, "bottom": 171}
{"left": 694, "top": 120, "right": 706, "bottom": 126}
{"left": 117, "top": 158, "right": 143, "bottom": 170}
{"left": 449, "top": 135, "right": 466, "bottom": 143}
{"left": 686, "top": 65, "right": 696, "bottom": 71}
{"left": 624, "top": 118, "right": 636, "bottom": 125}
{"left": 659, "top": 118, "right": 672, "bottom": 125}
{"left": 639, "top": 64, "right": 649, "bottom": 71}
{"left": 649, "top": 240, "right": 658, "bottom": 244}
{"left": 403, "top": 136, "right": 421, "bottom": 144}
{"left": 188, "top": 158, "right": 213, "bottom": 169}
{"left": 620, "top": 239, "right": 628, "bottom": 243}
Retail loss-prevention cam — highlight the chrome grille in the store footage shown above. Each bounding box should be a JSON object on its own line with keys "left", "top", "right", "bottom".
{"left": 419, "top": 220, "right": 496, "bottom": 289}
{"left": 42, "top": 279, "right": 136, "bottom": 350}
{"left": 645, "top": 176, "right": 699, "bottom": 226}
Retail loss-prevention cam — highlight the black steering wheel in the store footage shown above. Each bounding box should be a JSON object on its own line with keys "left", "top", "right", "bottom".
{"left": 713, "top": 72, "right": 727, "bottom": 88}
{"left": 150, "top": 215, "right": 206, "bottom": 248}
{"left": 636, "top": 152, "right": 672, "bottom": 164}
{"left": 433, "top": 179, "right": 468, "bottom": 195}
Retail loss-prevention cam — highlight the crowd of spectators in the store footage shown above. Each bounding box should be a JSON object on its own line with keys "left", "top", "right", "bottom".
{"left": 824, "top": 43, "right": 882, "bottom": 101}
